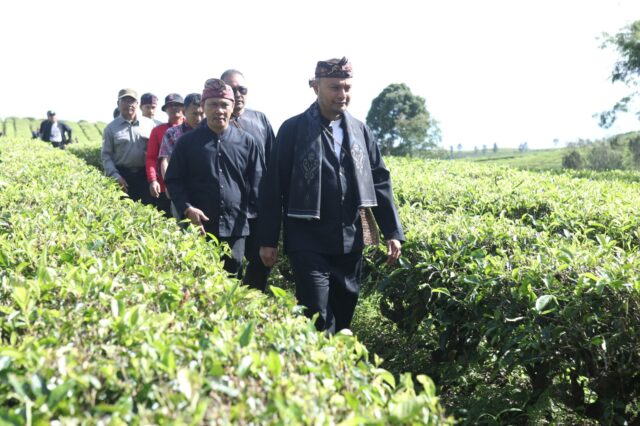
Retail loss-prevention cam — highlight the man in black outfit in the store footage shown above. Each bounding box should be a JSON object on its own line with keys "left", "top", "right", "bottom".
{"left": 38, "top": 111, "right": 72, "bottom": 149}
{"left": 221, "top": 69, "right": 275, "bottom": 292}
{"left": 165, "top": 78, "right": 264, "bottom": 277}
{"left": 258, "top": 57, "right": 404, "bottom": 333}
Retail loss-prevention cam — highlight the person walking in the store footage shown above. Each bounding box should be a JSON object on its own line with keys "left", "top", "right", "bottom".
{"left": 258, "top": 57, "right": 404, "bottom": 333}
{"left": 38, "top": 110, "right": 72, "bottom": 149}
{"left": 101, "top": 88, "right": 156, "bottom": 204}
{"left": 221, "top": 69, "right": 274, "bottom": 291}
{"left": 165, "top": 79, "right": 264, "bottom": 277}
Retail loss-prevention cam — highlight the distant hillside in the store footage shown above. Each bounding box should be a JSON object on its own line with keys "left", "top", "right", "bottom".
{"left": 448, "top": 131, "right": 640, "bottom": 170}
{"left": 450, "top": 147, "right": 566, "bottom": 170}
{"left": 2, "top": 116, "right": 637, "bottom": 172}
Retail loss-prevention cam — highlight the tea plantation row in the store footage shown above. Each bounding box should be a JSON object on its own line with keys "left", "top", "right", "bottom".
{"left": 0, "top": 136, "right": 451, "bottom": 425}
{"left": 355, "top": 158, "right": 640, "bottom": 424}
{"left": 10, "top": 118, "right": 640, "bottom": 424}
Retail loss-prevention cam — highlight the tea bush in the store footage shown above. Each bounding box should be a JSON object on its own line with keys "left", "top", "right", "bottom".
{"left": 0, "top": 137, "right": 451, "bottom": 425}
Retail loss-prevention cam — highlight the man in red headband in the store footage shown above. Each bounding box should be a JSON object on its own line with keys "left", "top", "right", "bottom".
{"left": 165, "top": 79, "right": 264, "bottom": 277}
{"left": 258, "top": 57, "right": 404, "bottom": 333}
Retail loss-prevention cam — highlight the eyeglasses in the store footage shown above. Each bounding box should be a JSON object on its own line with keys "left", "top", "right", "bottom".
{"left": 233, "top": 86, "right": 248, "bottom": 95}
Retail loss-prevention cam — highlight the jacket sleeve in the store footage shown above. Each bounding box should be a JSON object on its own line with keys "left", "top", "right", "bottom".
{"left": 61, "top": 122, "right": 72, "bottom": 142}
{"left": 101, "top": 126, "right": 120, "bottom": 179}
{"left": 38, "top": 121, "right": 47, "bottom": 141}
{"left": 164, "top": 137, "right": 191, "bottom": 215}
{"left": 257, "top": 120, "right": 295, "bottom": 248}
{"left": 262, "top": 114, "right": 276, "bottom": 168}
{"left": 364, "top": 124, "right": 405, "bottom": 243}
{"left": 146, "top": 127, "right": 162, "bottom": 182}
{"left": 247, "top": 136, "right": 265, "bottom": 219}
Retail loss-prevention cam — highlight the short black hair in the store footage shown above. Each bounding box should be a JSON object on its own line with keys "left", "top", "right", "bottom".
{"left": 220, "top": 69, "right": 244, "bottom": 81}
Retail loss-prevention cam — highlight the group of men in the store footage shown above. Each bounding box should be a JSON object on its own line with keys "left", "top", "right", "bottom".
{"left": 100, "top": 58, "right": 404, "bottom": 334}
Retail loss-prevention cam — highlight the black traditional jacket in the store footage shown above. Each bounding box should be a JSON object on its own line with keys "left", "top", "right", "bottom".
{"left": 258, "top": 103, "right": 404, "bottom": 255}
{"left": 165, "top": 125, "right": 263, "bottom": 238}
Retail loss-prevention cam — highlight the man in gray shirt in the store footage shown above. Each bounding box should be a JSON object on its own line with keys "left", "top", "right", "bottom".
{"left": 101, "top": 88, "right": 156, "bottom": 205}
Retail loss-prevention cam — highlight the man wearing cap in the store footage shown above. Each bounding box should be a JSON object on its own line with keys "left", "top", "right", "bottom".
{"left": 101, "top": 88, "right": 156, "bottom": 205}
{"left": 165, "top": 79, "right": 264, "bottom": 277}
{"left": 221, "top": 69, "right": 275, "bottom": 292}
{"left": 258, "top": 57, "right": 404, "bottom": 333}
{"left": 146, "top": 93, "right": 185, "bottom": 216}
{"left": 140, "top": 93, "right": 163, "bottom": 126}
{"left": 38, "top": 110, "right": 72, "bottom": 149}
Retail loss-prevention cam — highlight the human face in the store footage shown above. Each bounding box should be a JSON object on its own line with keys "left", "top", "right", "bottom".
{"left": 314, "top": 77, "right": 352, "bottom": 120}
{"left": 118, "top": 96, "right": 138, "bottom": 121}
{"left": 140, "top": 103, "right": 157, "bottom": 119}
{"left": 222, "top": 73, "right": 248, "bottom": 115}
{"left": 164, "top": 103, "right": 184, "bottom": 124}
{"left": 204, "top": 97, "right": 234, "bottom": 132}
{"left": 184, "top": 103, "right": 204, "bottom": 128}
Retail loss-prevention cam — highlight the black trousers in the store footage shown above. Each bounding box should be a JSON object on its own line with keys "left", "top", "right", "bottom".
{"left": 153, "top": 192, "right": 172, "bottom": 218}
{"left": 288, "top": 250, "right": 362, "bottom": 333}
{"left": 117, "top": 167, "right": 153, "bottom": 206}
{"left": 242, "top": 218, "right": 271, "bottom": 292}
{"left": 205, "top": 234, "right": 245, "bottom": 278}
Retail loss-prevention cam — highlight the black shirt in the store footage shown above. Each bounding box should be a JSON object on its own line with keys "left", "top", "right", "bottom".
{"left": 165, "top": 125, "right": 264, "bottom": 238}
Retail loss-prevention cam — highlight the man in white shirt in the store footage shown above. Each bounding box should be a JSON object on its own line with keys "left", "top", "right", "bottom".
{"left": 38, "top": 111, "right": 72, "bottom": 149}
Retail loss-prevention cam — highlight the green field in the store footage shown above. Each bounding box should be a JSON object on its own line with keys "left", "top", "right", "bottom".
{"left": 1, "top": 118, "right": 639, "bottom": 424}
{"left": 452, "top": 147, "right": 566, "bottom": 169}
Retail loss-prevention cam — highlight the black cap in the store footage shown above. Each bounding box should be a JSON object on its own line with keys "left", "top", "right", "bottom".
{"left": 184, "top": 93, "right": 202, "bottom": 108}
{"left": 161, "top": 93, "right": 184, "bottom": 111}
{"left": 47, "top": 110, "right": 56, "bottom": 116}
{"left": 140, "top": 93, "right": 158, "bottom": 106}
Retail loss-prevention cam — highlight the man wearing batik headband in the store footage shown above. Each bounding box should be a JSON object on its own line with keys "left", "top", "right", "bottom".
{"left": 258, "top": 57, "right": 404, "bottom": 333}
{"left": 165, "top": 79, "right": 264, "bottom": 277}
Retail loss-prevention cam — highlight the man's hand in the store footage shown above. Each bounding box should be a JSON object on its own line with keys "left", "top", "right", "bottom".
{"left": 185, "top": 206, "right": 209, "bottom": 235}
{"left": 260, "top": 246, "right": 278, "bottom": 267}
{"left": 116, "top": 175, "right": 128, "bottom": 193}
{"left": 385, "top": 239, "right": 401, "bottom": 265}
{"left": 149, "top": 180, "right": 161, "bottom": 198}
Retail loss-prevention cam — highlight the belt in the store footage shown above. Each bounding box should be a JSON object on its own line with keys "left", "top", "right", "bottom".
{"left": 118, "top": 166, "right": 144, "bottom": 173}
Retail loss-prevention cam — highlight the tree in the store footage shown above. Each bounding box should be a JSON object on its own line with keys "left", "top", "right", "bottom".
{"left": 598, "top": 20, "right": 640, "bottom": 128}
{"left": 366, "top": 83, "right": 440, "bottom": 156}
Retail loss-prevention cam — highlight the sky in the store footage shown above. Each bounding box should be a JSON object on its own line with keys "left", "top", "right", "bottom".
{"left": 1, "top": 0, "right": 639, "bottom": 150}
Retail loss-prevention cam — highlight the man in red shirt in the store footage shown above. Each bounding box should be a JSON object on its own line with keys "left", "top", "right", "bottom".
{"left": 146, "top": 93, "right": 184, "bottom": 216}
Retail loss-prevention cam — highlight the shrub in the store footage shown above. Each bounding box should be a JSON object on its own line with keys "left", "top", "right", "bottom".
{"left": 0, "top": 138, "right": 452, "bottom": 425}
{"left": 588, "top": 144, "right": 624, "bottom": 170}
{"left": 562, "top": 150, "right": 584, "bottom": 169}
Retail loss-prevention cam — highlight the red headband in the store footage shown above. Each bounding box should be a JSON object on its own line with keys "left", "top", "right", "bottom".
{"left": 202, "top": 78, "right": 235, "bottom": 103}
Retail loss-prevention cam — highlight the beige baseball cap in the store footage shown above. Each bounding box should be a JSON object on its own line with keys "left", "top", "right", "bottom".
{"left": 118, "top": 88, "right": 138, "bottom": 101}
